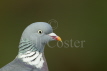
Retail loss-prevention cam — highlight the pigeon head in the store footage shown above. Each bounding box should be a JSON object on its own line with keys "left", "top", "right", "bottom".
{"left": 21, "top": 22, "right": 62, "bottom": 45}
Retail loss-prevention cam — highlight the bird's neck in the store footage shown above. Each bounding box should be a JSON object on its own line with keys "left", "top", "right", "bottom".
{"left": 17, "top": 39, "right": 45, "bottom": 69}
{"left": 18, "top": 39, "right": 45, "bottom": 53}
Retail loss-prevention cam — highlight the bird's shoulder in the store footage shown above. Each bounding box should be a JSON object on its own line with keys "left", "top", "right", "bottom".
{"left": 0, "top": 59, "right": 32, "bottom": 71}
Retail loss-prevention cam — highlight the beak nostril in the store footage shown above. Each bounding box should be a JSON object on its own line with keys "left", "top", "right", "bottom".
{"left": 48, "top": 33, "right": 57, "bottom": 36}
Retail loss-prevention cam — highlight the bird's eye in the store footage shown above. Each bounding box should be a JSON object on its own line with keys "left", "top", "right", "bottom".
{"left": 38, "top": 30, "right": 43, "bottom": 34}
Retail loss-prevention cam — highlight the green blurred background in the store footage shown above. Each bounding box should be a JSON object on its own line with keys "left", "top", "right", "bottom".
{"left": 0, "top": 0, "right": 107, "bottom": 71}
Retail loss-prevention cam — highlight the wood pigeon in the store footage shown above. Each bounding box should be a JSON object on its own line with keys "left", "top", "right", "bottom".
{"left": 0, "top": 22, "right": 62, "bottom": 71}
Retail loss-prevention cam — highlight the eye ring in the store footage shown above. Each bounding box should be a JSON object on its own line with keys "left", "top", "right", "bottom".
{"left": 38, "top": 30, "right": 43, "bottom": 34}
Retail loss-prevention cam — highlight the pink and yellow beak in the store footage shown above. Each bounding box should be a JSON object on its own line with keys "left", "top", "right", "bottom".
{"left": 48, "top": 33, "right": 62, "bottom": 41}
{"left": 55, "top": 36, "right": 62, "bottom": 41}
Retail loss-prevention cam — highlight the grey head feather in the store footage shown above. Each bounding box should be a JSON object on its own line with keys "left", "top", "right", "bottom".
{"left": 19, "top": 22, "right": 54, "bottom": 53}
{"left": 21, "top": 22, "right": 53, "bottom": 43}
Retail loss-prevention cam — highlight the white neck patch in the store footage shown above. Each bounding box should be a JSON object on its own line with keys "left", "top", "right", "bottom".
{"left": 17, "top": 51, "right": 44, "bottom": 69}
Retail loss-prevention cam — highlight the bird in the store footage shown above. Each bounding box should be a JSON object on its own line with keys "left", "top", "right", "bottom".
{"left": 0, "top": 22, "right": 62, "bottom": 71}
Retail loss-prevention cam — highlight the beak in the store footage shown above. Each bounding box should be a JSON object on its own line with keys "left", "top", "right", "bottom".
{"left": 55, "top": 36, "right": 62, "bottom": 41}
{"left": 48, "top": 33, "right": 62, "bottom": 42}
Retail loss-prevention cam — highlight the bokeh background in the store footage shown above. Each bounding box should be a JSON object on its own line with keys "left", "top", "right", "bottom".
{"left": 0, "top": 0, "right": 106, "bottom": 71}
